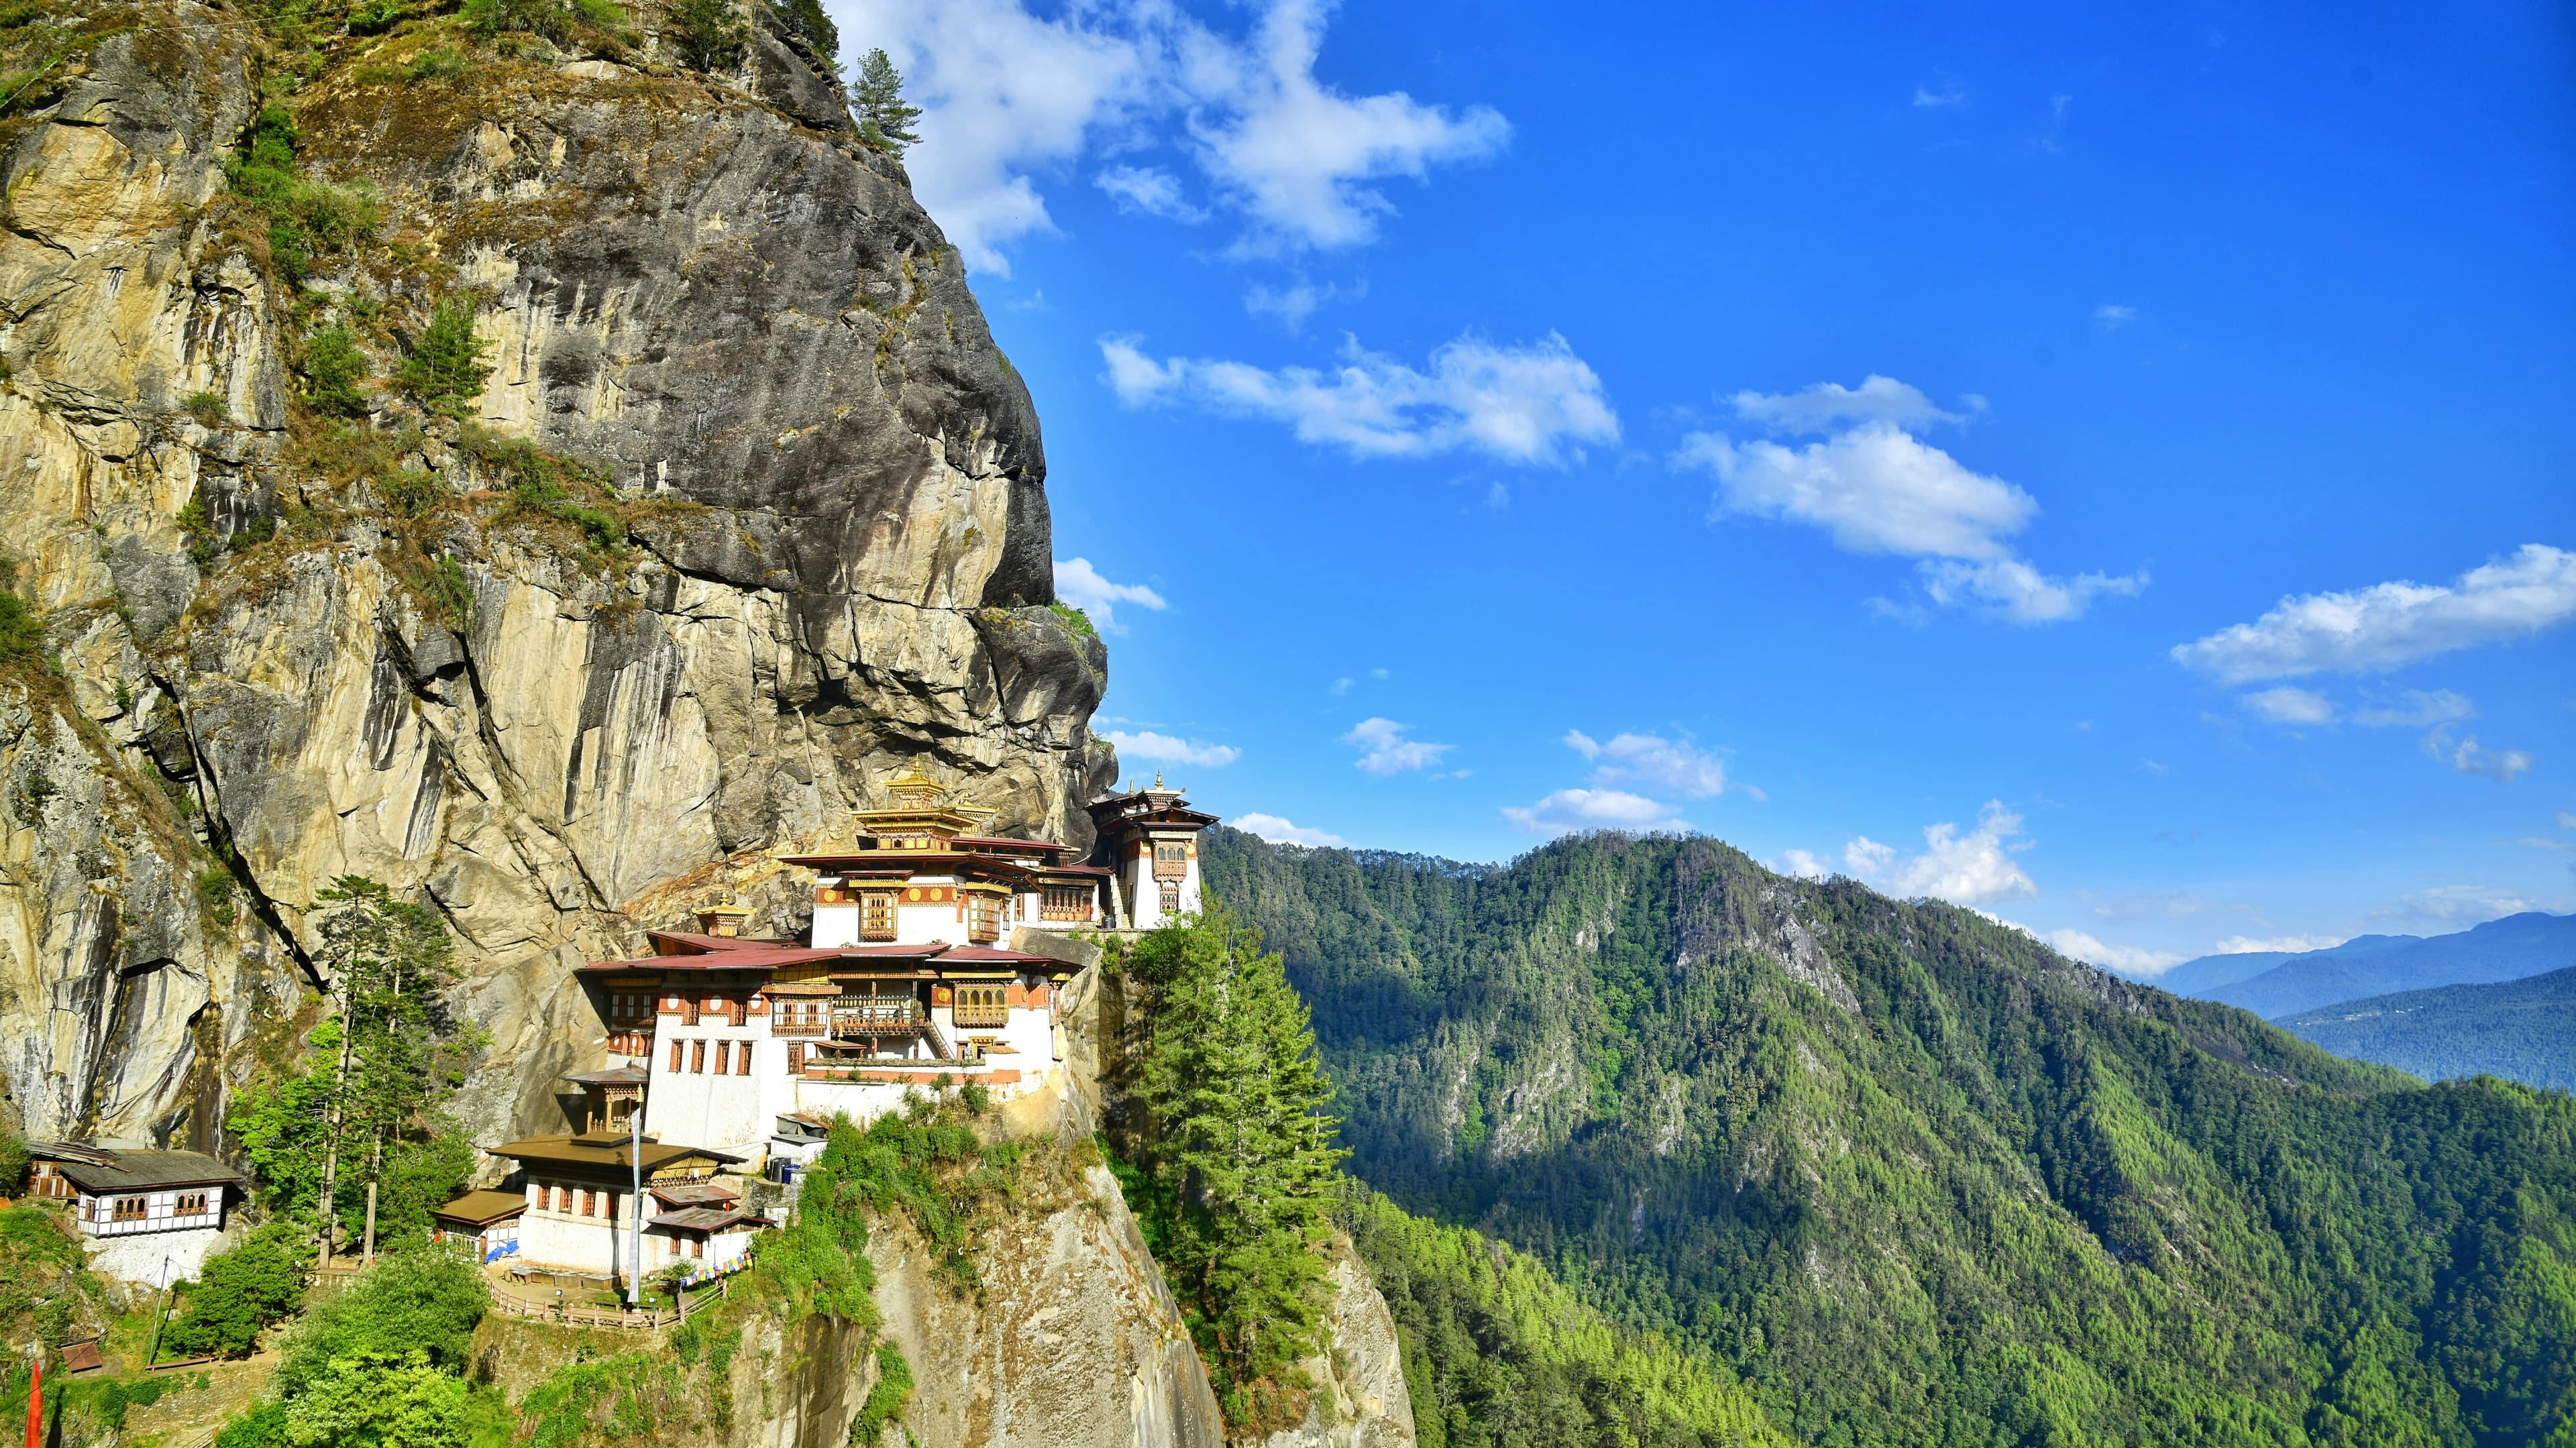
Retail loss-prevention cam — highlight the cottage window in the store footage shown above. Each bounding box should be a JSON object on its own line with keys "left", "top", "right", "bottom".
{"left": 1042, "top": 884, "right": 1091, "bottom": 922}
{"left": 669, "top": 1039, "right": 684, "bottom": 1073}
{"left": 953, "top": 983, "right": 1008, "bottom": 1028}
{"left": 112, "top": 1196, "right": 148, "bottom": 1222}
{"left": 861, "top": 892, "right": 897, "bottom": 942}
{"left": 713, "top": 1042, "right": 730, "bottom": 1074}
{"left": 965, "top": 892, "right": 1001, "bottom": 942}
{"left": 737, "top": 1044, "right": 753, "bottom": 1076}
{"left": 579, "top": 1189, "right": 593, "bottom": 1217}
{"left": 691, "top": 1041, "right": 706, "bottom": 1074}
{"left": 178, "top": 1191, "right": 209, "bottom": 1216}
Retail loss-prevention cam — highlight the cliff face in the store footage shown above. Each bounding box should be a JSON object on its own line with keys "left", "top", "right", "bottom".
{"left": 0, "top": 0, "right": 1109, "bottom": 1150}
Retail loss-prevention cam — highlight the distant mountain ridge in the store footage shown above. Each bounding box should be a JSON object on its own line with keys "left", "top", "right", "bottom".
{"left": 2157, "top": 911, "right": 2575, "bottom": 1019}
{"left": 2278, "top": 966, "right": 2576, "bottom": 1091}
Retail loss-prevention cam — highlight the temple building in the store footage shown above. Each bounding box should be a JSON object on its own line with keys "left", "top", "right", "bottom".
{"left": 23, "top": 1142, "right": 246, "bottom": 1284}
{"left": 452, "top": 769, "right": 1225, "bottom": 1281}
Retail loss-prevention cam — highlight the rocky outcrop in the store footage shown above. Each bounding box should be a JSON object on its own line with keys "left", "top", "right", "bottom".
{"left": 0, "top": 0, "right": 1112, "bottom": 1148}
{"left": 1251, "top": 1239, "right": 1417, "bottom": 1448}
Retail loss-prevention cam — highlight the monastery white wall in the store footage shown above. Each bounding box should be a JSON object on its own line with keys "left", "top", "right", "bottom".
{"left": 87, "top": 1223, "right": 225, "bottom": 1286}
{"left": 645, "top": 1010, "right": 771, "bottom": 1161}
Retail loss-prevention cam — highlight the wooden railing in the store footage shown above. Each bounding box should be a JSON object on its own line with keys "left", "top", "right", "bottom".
{"left": 488, "top": 1276, "right": 729, "bottom": 1331}
{"left": 832, "top": 999, "right": 920, "bottom": 1034}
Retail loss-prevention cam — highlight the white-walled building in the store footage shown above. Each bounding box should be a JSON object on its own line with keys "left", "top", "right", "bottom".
{"left": 23, "top": 1144, "right": 246, "bottom": 1285}
{"left": 1087, "top": 776, "right": 1216, "bottom": 930}
{"left": 487, "top": 1135, "right": 747, "bottom": 1283}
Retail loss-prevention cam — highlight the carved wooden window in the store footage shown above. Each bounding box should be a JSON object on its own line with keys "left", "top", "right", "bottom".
{"left": 690, "top": 1041, "right": 706, "bottom": 1074}
{"left": 112, "top": 1196, "right": 148, "bottom": 1222}
{"left": 787, "top": 1042, "right": 806, "bottom": 1074}
{"left": 177, "top": 1191, "right": 208, "bottom": 1216}
{"left": 713, "top": 1042, "right": 730, "bottom": 1075}
{"left": 737, "top": 1043, "right": 753, "bottom": 1076}
{"left": 965, "top": 892, "right": 1001, "bottom": 942}
{"left": 861, "top": 892, "right": 897, "bottom": 941}
{"left": 1153, "top": 840, "right": 1187, "bottom": 879}
{"left": 953, "top": 983, "right": 1008, "bottom": 1028}
{"left": 669, "top": 1039, "right": 684, "bottom": 1073}
{"left": 1043, "top": 884, "right": 1091, "bottom": 921}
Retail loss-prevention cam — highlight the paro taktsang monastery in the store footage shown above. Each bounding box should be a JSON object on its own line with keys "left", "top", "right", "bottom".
{"left": 458, "top": 769, "right": 1217, "bottom": 1283}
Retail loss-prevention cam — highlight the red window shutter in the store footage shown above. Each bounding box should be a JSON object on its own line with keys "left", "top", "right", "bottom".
{"left": 737, "top": 1043, "right": 753, "bottom": 1076}
{"left": 788, "top": 1043, "right": 804, "bottom": 1072}
{"left": 692, "top": 1040, "right": 706, "bottom": 1074}
{"left": 669, "top": 1039, "right": 684, "bottom": 1072}
{"left": 713, "top": 1042, "right": 729, "bottom": 1074}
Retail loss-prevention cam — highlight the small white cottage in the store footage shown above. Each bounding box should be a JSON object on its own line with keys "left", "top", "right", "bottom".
{"left": 23, "top": 1142, "right": 246, "bottom": 1285}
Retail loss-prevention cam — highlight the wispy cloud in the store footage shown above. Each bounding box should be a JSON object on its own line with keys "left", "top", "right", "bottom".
{"left": 2171, "top": 544, "right": 2576, "bottom": 683}
{"left": 1102, "top": 730, "right": 1241, "bottom": 767}
{"left": 2092, "top": 304, "right": 2137, "bottom": 331}
{"left": 2211, "top": 934, "right": 2348, "bottom": 955}
{"left": 2243, "top": 685, "right": 2337, "bottom": 726}
{"left": 2424, "top": 728, "right": 2532, "bottom": 783}
{"left": 1676, "top": 379, "right": 2143, "bottom": 624}
{"left": 1243, "top": 276, "right": 1362, "bottom": 331}
{"left": 2353, "top": 689, "right": 2475, "bottom": 728}
{"left": 1913, "top": 85, "right": 1966, "bottom": 108}
{"left": 859, "top": 0, "right": 1507, "bottom": 273}
{"left": 1234, "top": 812, "right": 1347, "bottom": 847}
{"left": 1342, "top": 717, "right": 1453, "bottom": 775}
{"left": 1503, "top": 788, "right": 1683, "bottom": 835}
{"left": 1563, "top": 730, "right": 1730, "bottom": 797}
{"left": 2048, "top": 928, "right": 2183, "bottom": 977}
{"left": 1103, "top": 331, "right": 1618, "bottom": 466}
{"left": 1053, "top": 557, "right": 1167, "bottom": 632}
{"left": 2392, "top": 885, "right": 2536, "bottom": 922}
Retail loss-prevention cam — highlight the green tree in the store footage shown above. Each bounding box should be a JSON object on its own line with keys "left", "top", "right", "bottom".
{"left": 1120, "top": 907, "right": 1347, "bottom": 1429}
{"left": 276, "top": 1251, "right": 488, "bottom": 1396}
{"left": 303, "top": 323, "right": 370, "bottom": 419}
{"left": 280, "top": 1350, "right": 472, "bottom": 1448}
{"left": 396, "top": 300, "right": 492, "bottom": 419}
{"left": 160, "top": 1223, "right": 312, "bottom": 1358}
{"left": 851, "top": 48, "right": 920, "bottom": 153}
{"left": 771, "top": 0, "right": 834, "bottom": 62}
{"left": 664, "top": 0, "right": 744, "bottom": 72}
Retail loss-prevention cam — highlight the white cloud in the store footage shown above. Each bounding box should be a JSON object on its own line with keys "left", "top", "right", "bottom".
{"left": 1053, "top": 557, "right": 1167, "bottom": 632}
{"left": 1181, "top": 0, "right": 1511, "bottom": 254}
{"left": 2170, "top": 544, "right": 2576, "bottom": 683}
{"left": 1234, "top": 812, "right": 1347, "bottom": 847}
{"left": 1677, "top": 398, "right": 2143, "bottom": 625}
{"left": 2047, "top": 929, "right": 2184, "bottom": 977}
{"left": 1102, "top": 730, "right": 1241, "bottom": 767}
{"left": 2242, "top": 685, "right": 2339, "bottom": 726}
{"left": 1564, "top": 730, "right": 1728, "bottom": 797}
{"left": 2093, "top": 304, "right": 2137, "bottom": 331}
{"left": 1342, "top": 717, "right": 1453, "bottom": 775}
{"left": 2424, "top": 728, "right": 2532, "bottom": 783}
{"left": 1913, "top": 85, "right": 1966, "bottom": 108}
{"left": 2560, "top": 812, "right": 2576, "bottom": 829}
{"left": 1095, "top": 165, "right": 1209, "bottom": 223}
{"left": 1921, "top": 557, "right": 2147, "bottom": 624}
{"left": 1102, "top": 331, "right": 1618, "bottom": 467}
{"left": 1682, "top": 422, "right": 2034, "bottom": 559}
{"left": 1242, "top": 277, "right": 1358, "bottom": 330}
{"left": 2211, "top": 934, "right": 2349, "bottom": 955}
{"left": 2353, "top": 689, "right": 2475, "bottom": 728}
{"left": 1727, "top": 375, "right": 1964, "bottom": 434}
{"left": 1838, "top": 801, "right": 2037, "bottom": 906}
{"left": 1328, "top": 677, "right": 1353, "bottom": 696}
{"left": 1781, "top": 849, "right": 1829, "bottom": 880}
{"left": 845, "top": 0, "right": 1506, "bottom": 271}
{"left": 2396, "top": 885, "right": 2538, "bottom": 922}
{"left": 1502, "top": 787, "right": 1682, "bottom": 835}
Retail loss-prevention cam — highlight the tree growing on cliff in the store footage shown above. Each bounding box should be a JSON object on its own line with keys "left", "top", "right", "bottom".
{"left": 397, "top": 299, "right": 492, "bottom": 419}
{"left": 1119, "top": 908, "right": 1347, "bottom": 1431}
{"left": 665, "top": 0, "right": 745, "bottom": 72}
{"left": 853, "top": 48, "right": 921, "bottom": 154}
{"left": 771, "top": 0, "right": 836, "bottom": 63}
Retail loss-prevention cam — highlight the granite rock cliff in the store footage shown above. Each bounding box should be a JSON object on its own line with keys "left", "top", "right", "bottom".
{"left": 0, "top": 0, "right": 1110, "bottom": 1152}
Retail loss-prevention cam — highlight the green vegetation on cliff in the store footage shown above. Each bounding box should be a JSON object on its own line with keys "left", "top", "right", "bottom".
{"left": 1205, "top": 827, "right": 2576, "bottom": 1447}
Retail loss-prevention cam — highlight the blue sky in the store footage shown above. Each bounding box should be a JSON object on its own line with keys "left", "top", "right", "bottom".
{"left": 830, "top": 0, "right": 2576, "bottom": 974}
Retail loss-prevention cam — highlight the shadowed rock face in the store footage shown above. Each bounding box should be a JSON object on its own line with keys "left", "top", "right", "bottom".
{"left": 0, "top": 1, "right": 1113, "bottom": 1150}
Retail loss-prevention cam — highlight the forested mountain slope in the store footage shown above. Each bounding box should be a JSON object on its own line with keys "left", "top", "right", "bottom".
{"left": 1203, "top": 827, "right": 2576, "bottom": 1447}
{"left": 2199, "top": 912, "right": 2576, "bottom": 1019}
{"left": 2279, "top": 966, "right": 2576, "bottom": 1091}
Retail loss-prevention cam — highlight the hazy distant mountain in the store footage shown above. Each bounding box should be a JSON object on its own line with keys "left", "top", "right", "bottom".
{"left": 2278, "top": 966, "right": 2576, "bottom": 1090}
{"left": 2151, "top": 934, "right": 2420, "bottom": 997}
{"left": 2182, "top": 912, "right": 2575, "bottom": 1019}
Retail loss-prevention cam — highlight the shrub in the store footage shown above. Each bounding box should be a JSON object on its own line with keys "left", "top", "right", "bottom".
{"left": 345, "top": 0, "right": 400, "bottom": 33}
{"left": 0, "top": 1132, "right": 26, "bottom": 1194}
{"left": 0, "top": 592, "right": 44, "bottom": 663}
{"left": 849, "top": 1341, "right": 912, "bottom": 1445}
{"left": 663, "top": 0, "right": 743, "bottom": 72}
{"left": 196, "top": 865, "right": 238, "bottom": 929}
{"left": 1047, "top": 601, "right": 1096, "bottom": 641}
{"left": 184, "top": 390, "right": 231, "bottom": 427}
{"left": 281, "top": 1349, "right": 472, "bottom": 1448}
{"left": 303, "top": 323, "right": 370, "bottom": 417}
{"left": 405, "top": 46, "right": 468, "bottom": 80}
{"left": 275, "top": 1250, "right": 488, "bottom": 1396}
{"left": 770, "top": 0, "right": 833, "bottom": 61}
{"left": 397, "top": 298, "right": 492, "bottom": 417}
{"left": 460, "top": 0, "right": 627, "bottom": 44}
{"left": 227, "top": 105, "right": 379, "bottom": 284}
{"left": 160, "top": 1224, "right": 311, "bottom": 1358}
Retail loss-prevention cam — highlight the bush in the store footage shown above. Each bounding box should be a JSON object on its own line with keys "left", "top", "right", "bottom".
{"left": 276, "top": 1251, "right": 488, "bottom": 1396}
{"left": 405, "top": 46, "right": 468, "bottom": 80}
{"left": 0, "top": 1132, "right": 26, "bottom": 1194}
{"left": 162, "top": 1224, "right": 309, "bottom": 1359}
{"left": 1046, "top": 601, "right": 1096, "bottom": 641}
{"left": 0, "top": 592, "right": 44, "bottom": 663}
{"left": 770, "top": 0, "right": 833, "bottom": 61}
{"left": 345, "top": 0, "right": 400, "bottom": 32}
{"left": 849, "top": 1341, "right": 912, "bottom": 1446}
{"left": 184, "top": 390, "right": 231, "bottom": 427}
{"left": 664, "top": 0, "right": 743, "bottom": 72}
{"left": 303, "top": 323, "right": 370, "bottom": 417}
{"left": 460, "top": 0, "right": 628, "bottom": 44}
{"left": 227, "top": 105, "right": 379, "bottom": 285}
{"left": 282, "top": 1349, "right": 472, "bottom": 1448}
{"left": 397, "top": 299, "right": 492, "bottom": 418}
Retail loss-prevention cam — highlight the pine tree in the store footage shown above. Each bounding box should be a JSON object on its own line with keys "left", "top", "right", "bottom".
{"left": 852, "top": 48, "right": 922, "bottom": 155}
{"left": 397, "top": 299, "right": 492, "bottom": 419}
{"left": 665, "top": 0, "right": 745, "bottom": 73}
{"left": 1124, "top": 907, "right": 1348, "bottom": 1429}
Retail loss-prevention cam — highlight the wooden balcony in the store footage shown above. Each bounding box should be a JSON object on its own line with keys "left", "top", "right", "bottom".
{"left": 831, "top": 999, "right": 922, "bottom": 1036}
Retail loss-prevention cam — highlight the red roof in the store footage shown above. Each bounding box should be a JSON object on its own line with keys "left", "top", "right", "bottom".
{"left": 647, "top": 931, "right": 802, "bottom": 955}
{"left": 937, "top": 946, "right": 1062, "bottom": 965}
{"left": 946, "top": 834, "right": 1066, "bottom": 852}
{"left": 580, "top": 946, "right": 839, "bottom": 973}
